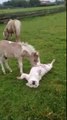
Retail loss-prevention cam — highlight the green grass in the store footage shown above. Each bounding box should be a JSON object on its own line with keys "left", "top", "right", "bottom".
{"left": 0, "top": 5, "right": 64, "bottom": 14}
{"left": 0, "top": 12, "right": 66, "bottom": 120}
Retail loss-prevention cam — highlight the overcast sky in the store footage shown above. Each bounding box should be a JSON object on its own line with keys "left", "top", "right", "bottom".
{"left": 0, "top": 0, "right": 62, "bottom": 4}
{"left": 0, "top": 0, "right": 9, "bottom": 4}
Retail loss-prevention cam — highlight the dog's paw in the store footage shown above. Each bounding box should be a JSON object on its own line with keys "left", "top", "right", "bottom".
{"left": 3, "top": 72, "right": 6, "bottom": 75}
{"left": 26, "top": 83, "right": 33, "bottom": 88}
{"left": 10, "top": 70, "right": 12, "bottom": 73}
{"left": 26, "top": 83, "right": 29, "bottom": 86}
{"left": 26, "top": 83, "right": 30, "bottom": 87}
{"left": 17, "top": 76, "right": 22, "bottom": 80}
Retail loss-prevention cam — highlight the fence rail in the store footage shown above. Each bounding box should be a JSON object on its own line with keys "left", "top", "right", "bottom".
{"left": 0, "top": 6, "right": 65, "bottom": 23}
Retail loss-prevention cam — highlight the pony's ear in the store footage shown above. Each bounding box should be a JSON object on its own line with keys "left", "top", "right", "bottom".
{"left": 32, "top": 52, "right": 39, "bottom": 57}
{"left": 36, "top": 52, "right": 39, "bottom": 56}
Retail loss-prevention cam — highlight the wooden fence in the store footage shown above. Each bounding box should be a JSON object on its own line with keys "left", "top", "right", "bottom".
{"left": 0, "top": 6, "right": 65, "bottom": 23}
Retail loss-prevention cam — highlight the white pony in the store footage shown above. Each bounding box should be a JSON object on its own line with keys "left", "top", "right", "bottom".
{"left": 0, "top": 40, "right": 40, "bottom": 75}
{"left": 3, "top": 19, "right": 21, "bottom": 41}
{"left": 17, "top": 59, "right": 55, "bottom": 88}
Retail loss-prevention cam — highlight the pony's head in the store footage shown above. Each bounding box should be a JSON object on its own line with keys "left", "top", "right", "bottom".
{"left": 30, "top": 52, "right": 40, "bottom": 66}
{"left": 21, "top": 42, "right": 40, "bottom": 66}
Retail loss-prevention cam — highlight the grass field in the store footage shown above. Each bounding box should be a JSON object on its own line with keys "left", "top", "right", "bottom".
{"left": 0, "top": 5, "right": 64, "bottom": 14}
{"left": 0, "top": 12, "right": 66, "bottom": 120}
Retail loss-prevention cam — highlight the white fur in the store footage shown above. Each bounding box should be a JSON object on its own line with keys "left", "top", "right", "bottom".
{"left": 17, "top": 59, "right": 55, "bottom": 88}
{"left": 21, "top": 42, "right": 36, "bottom": 55}
{"left": 8, "top": 41, "right": 13, "bottom": 44}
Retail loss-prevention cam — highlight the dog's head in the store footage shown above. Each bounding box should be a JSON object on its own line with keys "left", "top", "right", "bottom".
{"left": 26, "top": 78, "right": 39, "bottom": 88}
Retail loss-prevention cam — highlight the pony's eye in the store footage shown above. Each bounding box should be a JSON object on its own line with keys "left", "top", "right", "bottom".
{"left": 34, "top": 59, "right": 38, "bottom": 62}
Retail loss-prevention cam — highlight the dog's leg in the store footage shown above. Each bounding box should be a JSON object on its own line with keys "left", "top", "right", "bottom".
{"left": 23, "top": 74, "right": 29, "bottom": 80}
{"left": 4, "top": 59, "right": 12, "bottom": 73}
{"left": 0, "top": 60, "right": 6, "bottom": 74}
{"left": 17, "top": 73, "right": 29, "bottom": 80}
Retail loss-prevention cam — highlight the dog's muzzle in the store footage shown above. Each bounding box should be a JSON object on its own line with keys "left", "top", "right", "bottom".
{"left": 32, "top": 81, "right": 35, "bottom": 85}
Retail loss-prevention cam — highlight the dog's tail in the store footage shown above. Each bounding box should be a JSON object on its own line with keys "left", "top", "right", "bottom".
{"left": 51, "top": 59, "right": 55, "bottom": 65}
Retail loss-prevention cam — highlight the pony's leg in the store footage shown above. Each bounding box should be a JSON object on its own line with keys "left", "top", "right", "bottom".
{"left": 16, "top": 35, "right": 20, "bottom": 42}
{"left": 4, "top": 59, "right": 12, "bottom": 73}
{"left": 15, "top": 25, "right": 20, "bottom": 42}
{"left": 0, "top": 60, "right": 6, "bottom": 74}
{"left": 18, "top": 58, "right": 23, "bottom": 75}
{"left": 5, "top": 33, "right": 9, "bottom": 40}
{"left": 17, "top": 73, "right": 29, "bottom": 80}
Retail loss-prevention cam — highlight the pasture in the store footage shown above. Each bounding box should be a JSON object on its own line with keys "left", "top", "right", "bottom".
{"left": 0, "top": 5, "right": 64, "bottom": 14}
{"left": 0, "top": 12, "right": 66, "bottom": 120}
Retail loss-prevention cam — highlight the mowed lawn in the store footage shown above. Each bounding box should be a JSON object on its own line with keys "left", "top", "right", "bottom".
{"left": 0, "top": 12, "right": 66, "bottom": 120}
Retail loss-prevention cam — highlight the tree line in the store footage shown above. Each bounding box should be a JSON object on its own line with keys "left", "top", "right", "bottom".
{"left": 0, "top": 0, "right": 65, "bottom": 8}
{"left": 2, "top": 0, "right": 41, "bottom": 8}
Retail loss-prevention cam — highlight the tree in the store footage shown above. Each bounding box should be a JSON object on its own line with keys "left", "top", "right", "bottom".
{"left": 29, "top": 0, "right": 40, "bottom": 7}
{"left": 64, "top": 0, "right": 66, "bottom": 7}
{"left": 3, "top": 0, "right": 29, "bottom": 7}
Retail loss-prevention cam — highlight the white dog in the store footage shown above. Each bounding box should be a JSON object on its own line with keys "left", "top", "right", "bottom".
{"left": 17, "top": 59, "right": 55, "bottom": 88}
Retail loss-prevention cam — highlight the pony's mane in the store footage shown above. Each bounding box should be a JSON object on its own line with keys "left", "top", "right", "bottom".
{"left": 21, "top": 42, "right": 36, "bottom": 55}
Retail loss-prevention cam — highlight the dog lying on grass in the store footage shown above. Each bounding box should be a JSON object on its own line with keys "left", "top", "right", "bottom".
{"left": 17, "top": 59, "right": 55, "bottom": 88}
